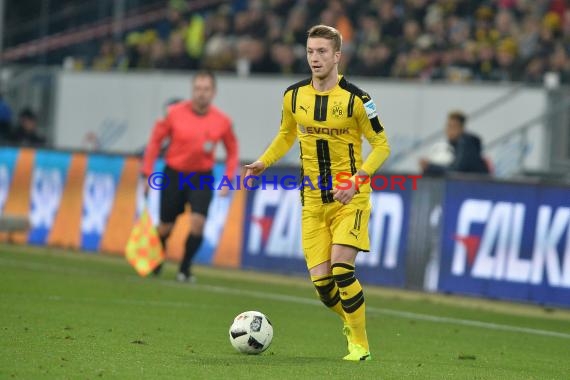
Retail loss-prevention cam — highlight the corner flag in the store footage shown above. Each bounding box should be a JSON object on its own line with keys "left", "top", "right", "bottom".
{"left": 125, "top": 207, "right": 164, "bottom": 276}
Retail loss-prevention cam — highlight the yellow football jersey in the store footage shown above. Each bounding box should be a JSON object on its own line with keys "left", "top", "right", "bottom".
{"left": 259, "top": 75, "right": 390, "bottom": 206}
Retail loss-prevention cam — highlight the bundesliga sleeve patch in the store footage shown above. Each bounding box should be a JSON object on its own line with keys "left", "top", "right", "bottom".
{"left": 363, "top": 99, "right": 378, "bottom": 120}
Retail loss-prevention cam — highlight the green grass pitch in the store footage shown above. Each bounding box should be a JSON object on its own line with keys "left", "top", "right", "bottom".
{"left": 1, "top": 244, "right": 570, "bottom": 379}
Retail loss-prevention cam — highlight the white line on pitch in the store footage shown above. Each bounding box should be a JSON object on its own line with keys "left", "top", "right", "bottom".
{"left": 2, "top": 256, "right": 570, "bottom": 340}
{"left": 197, "top": 284, "right": 570, "bottom": 340}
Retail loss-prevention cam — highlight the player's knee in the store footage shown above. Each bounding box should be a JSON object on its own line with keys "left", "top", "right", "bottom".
{"left": 308, "top": 260, "right": 331, "bottom": 277}
{"left": 331, "top": 245, "right": 357, "bottom": 265}
{"left": 331, "top": 262, "right": 356, "bottom": 288}
{"left": 190, "top": 213, "right": 206, "bottom": 235}
{"left": 312, "top": 277, "right": 339, "bottom": 307}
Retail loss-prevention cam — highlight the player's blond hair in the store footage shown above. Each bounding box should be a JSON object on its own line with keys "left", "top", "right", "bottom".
{"left": 307, "top": 25, "right": 342, "bottom": 52}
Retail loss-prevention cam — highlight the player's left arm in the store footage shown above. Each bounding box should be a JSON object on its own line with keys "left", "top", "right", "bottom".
{"left": 221, "top": 120, "right": 239, "bottom": 181}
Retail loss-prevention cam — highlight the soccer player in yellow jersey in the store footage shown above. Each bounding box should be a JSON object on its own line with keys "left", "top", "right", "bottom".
{"left": 245, "top": 25, "right": 390, "bottom": 361}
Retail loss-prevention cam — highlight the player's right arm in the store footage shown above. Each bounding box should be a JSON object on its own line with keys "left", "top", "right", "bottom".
{"left": 142, "top": 117, "right": 172, "bottom": 177}
{"left": 245, "top": 90, "right": 297, "bottom": 175}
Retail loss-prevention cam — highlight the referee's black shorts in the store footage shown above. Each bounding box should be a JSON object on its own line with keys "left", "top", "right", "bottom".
{"left": 159, "top": 165, "right": 214, "bottom": 223}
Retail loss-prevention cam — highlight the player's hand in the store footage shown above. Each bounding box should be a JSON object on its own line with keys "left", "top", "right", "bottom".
{"left": 332, "top": 185, "right": 357, "bottom": 205}
{"left": 244, "top": 161, "right": 266, "bottom": 188}
{"left": 244, "top": 161, "right": 265, "bottom": 176}
{"left": 333, "top": 171, "right": 368, "bottom": 205}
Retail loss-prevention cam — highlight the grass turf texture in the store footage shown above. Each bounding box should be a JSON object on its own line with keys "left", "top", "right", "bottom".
{"left": 1, "top": 245, "right": 570, "bottom": 379}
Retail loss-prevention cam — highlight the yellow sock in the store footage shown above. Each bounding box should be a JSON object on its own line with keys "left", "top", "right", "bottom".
{"left": 331, "top": 262, "right": 369, "bottom": 351}
{"left": 311, "top": 274, "right": 347, "bottom": 323}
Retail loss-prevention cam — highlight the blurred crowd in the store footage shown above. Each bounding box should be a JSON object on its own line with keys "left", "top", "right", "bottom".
{"left": 68, "top": 0, "right": 570, "bottom": 84}
{"left": 0, "top": 96, "right": 46, "bottom": 148}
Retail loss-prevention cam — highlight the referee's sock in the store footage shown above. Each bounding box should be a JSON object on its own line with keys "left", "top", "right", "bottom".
{"left": 152, "top": 234, "right": 169, "bottom": 276}
{"left": 332, "top": 262, "right": 369, "bottom": 351}
{"left": 159, "top": 235, "right": 168, "bottom": 250}
{"left": 179, "top": 234, "right": 203, "bottom": 276}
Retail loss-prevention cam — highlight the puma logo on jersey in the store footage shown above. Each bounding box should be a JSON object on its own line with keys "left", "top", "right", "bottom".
{"left": 350, "top": 229, "right": 360, "bottom": 239}
{"left": 299, "top": 105, "right": 309, "bottom": 114}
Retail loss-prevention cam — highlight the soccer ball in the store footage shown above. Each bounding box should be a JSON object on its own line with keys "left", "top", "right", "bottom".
{"left": 228, "top": 311, "right": 273, "bottom": 354}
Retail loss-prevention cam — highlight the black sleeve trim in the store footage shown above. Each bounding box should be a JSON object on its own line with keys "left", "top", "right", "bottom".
{"left": 370, "top": 117, "right": 384, "bottom": 133}
{"left": 339, "top": 76, "right": 383, "bottom": 133}
{"left": 284, "top": 78, "right": 312, "bottom": 95}
{"left": 338, "top": 76, "right": 368, "bottom": 100}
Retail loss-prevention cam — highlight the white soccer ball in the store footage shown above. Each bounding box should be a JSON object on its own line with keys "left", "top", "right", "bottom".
{"left": 228, "top": 311, "right": 273, "bottom": 354}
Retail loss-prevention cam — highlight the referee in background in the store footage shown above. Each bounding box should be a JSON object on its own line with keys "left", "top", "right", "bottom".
{"left": 142, "top": 71, "right": 239, "bottom": 282}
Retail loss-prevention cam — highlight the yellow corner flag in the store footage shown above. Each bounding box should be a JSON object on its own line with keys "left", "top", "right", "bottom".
{"left": 125, "top": 207, "right": 164, "bottom": 276}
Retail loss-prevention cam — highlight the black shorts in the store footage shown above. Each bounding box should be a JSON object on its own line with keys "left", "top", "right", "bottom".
{"left": 159, "top": 165, "right": 214, "bottom": 223}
